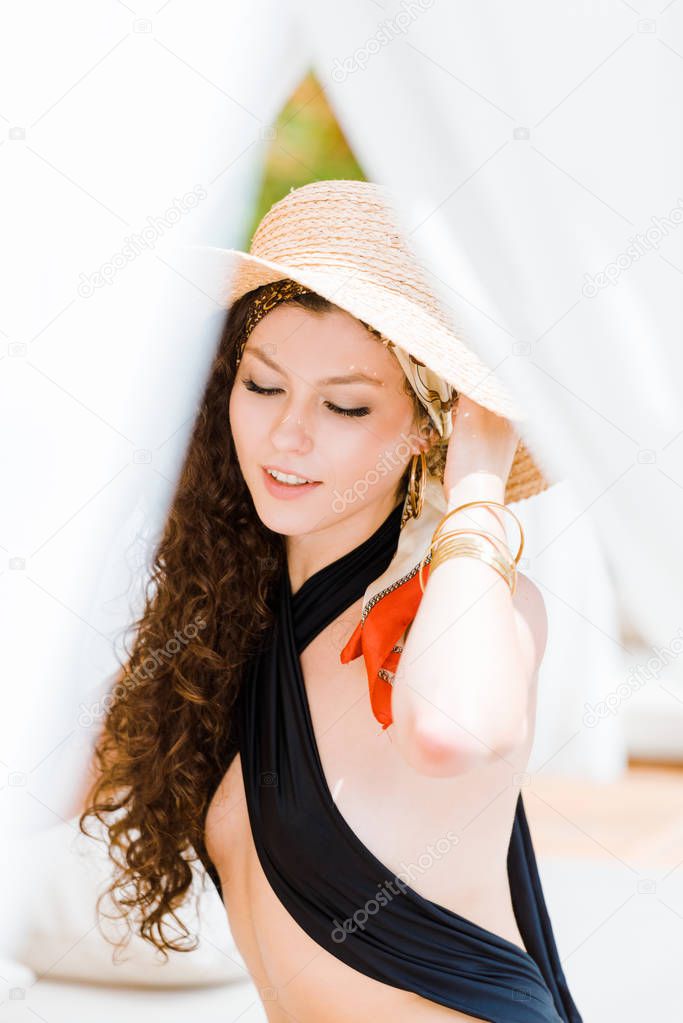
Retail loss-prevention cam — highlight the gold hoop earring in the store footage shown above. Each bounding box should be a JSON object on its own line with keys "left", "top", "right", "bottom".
{"left": 408, "top": 450, "right": 427, "bottom": 519}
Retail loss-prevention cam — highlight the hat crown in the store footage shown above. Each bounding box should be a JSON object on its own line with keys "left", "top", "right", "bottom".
{"left": 248, "top": 179, "right": 451, "bottom": 330}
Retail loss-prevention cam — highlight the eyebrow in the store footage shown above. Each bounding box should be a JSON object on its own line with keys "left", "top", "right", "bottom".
{"left": 243, "top": 346, "right": 383, "bottom": 387}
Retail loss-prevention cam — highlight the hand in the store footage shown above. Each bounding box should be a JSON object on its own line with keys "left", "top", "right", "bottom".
{"left": 442, "top": 394, "right": 519, "bottom": 499}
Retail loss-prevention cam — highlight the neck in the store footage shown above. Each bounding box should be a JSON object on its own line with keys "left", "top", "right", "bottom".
{"left": 285, "top": 494, "right": 404, "bottom": 597}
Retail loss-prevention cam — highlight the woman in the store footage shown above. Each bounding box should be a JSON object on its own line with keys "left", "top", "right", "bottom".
{"left": 80, "top": 179, "right": 583, "bottom": 1022}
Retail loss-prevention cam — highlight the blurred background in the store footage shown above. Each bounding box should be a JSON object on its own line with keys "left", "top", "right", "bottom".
{"left": 3, "top": 2, "right": 683, "bottom": 1021}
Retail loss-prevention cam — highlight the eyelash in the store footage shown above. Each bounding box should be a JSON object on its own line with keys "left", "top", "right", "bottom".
{"left": 241, "top": 378, "right": 370, "bottom": 418}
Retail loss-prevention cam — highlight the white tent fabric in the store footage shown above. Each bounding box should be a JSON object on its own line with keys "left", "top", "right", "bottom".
{"left": 1, "top": 0, "right": 309, "bottom": 953}
{"left": 286, "top": 0, "right": 683, "bottom": 773}
{"left": 4, "top": 0, "right": 681, "bottom": 955}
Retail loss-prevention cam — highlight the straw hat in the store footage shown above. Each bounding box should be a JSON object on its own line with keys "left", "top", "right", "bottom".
{"left": 210, "top": 178, "right": 550, "bottom": 505}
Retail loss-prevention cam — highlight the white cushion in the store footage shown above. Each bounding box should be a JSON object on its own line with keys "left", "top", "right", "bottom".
{"left": 13, "top": 815, "right": 249, "bottom": 988}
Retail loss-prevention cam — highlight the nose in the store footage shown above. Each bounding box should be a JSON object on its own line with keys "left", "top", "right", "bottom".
{"left": 269, "top": 408, "right": 314, "bottom": 455}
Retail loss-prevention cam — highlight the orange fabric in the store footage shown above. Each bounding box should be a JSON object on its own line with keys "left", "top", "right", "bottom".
{"left": 339, "top": 563, "right": 431, "bottom": 729}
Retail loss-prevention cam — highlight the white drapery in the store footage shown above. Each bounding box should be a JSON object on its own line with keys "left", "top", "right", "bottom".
{"left": 286, "top": 0, "right": 683, "bottom": 776}
{"left": 4, "top": 1, "right": 682, "bottom": 955}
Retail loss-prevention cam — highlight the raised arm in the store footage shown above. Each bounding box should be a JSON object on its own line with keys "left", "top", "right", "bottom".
{"left": 390, "top": 398, "right": 547, "bottom": 777}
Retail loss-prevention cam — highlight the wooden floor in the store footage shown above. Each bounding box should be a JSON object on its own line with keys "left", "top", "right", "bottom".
{"left": 523, "top": 760, "right": 683, "bottom": 869}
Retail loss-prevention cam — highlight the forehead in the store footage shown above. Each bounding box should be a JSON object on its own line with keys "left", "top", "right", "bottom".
{"left": 243, "top": 303, "right": 404, "bottom": 380}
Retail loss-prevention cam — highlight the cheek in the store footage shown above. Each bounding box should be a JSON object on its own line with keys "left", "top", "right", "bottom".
{"left": 229, "top": 386, "right": 264, "bottom": 455}
{"left": 330, "top": 407, "right": 415, "bottom": 490}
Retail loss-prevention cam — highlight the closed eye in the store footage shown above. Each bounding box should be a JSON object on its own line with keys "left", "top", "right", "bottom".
{"left": 241, "top": 378, "right": 370, "bottom": 418}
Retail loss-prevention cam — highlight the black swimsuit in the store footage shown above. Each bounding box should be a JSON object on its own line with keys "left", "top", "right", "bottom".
{"left": 200, "top": 502, "right": 584, "bottom": 1022}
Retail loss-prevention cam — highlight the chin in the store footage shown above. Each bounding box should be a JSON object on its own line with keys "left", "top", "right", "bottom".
{"left": 250, "top": 489, "right": 330, "bottom": 535}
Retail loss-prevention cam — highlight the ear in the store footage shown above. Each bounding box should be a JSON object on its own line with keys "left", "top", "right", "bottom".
{"left": 415, "top": 420, "right": 439, "bottom": 453}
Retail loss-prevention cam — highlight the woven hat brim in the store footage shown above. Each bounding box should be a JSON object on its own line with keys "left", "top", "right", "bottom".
{"left": 184, "top": 244, "right": 553, "bottom": 504}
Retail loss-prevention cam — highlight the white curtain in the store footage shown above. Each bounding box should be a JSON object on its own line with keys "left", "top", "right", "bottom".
{"left": 287, "top": 0, "right": 683, "bottom": 777}
{"left": 1, "top": 0, "right": 308, "bottom": 954}
{"left": 4, "top": 0, "right": 682, "bottom": 954}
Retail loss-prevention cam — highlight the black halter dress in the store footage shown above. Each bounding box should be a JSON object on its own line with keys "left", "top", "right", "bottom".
{"left": 200, "top": 502, "right": 584, "bottom": 1022}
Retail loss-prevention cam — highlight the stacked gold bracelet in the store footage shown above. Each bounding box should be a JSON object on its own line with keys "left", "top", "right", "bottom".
{"left": 418, "top": 500, "right": 525, "bottom": 596}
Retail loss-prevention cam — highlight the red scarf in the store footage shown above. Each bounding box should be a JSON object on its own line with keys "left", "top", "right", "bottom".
{"left": 339, "top": 562, "right": 431, "bottom": 729}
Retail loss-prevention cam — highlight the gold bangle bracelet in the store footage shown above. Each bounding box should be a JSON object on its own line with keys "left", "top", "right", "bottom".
{"left": 433, "top": 525, "right": 514, "bottom": 560}
{"left": 433, "top": 546, "right": 516, "bottom": 595}
{"left": 423, "top": 527, "right": 513, "bottom": 587}
{"left": 432, "top": 534, "right": 516, "bottom": 587}
{"left": 432, "top": 500, "right": 525, "bottom": 564}
{"left": 419, "top": 529, "right": 517, "bottom": 594}
{"left": 428, "top": 535, "right": 517, "bottom": 595}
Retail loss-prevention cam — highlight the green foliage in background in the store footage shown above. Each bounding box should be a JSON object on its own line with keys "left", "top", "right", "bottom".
{"left": 245, "top": 71, "right": 365, "bottom": 242}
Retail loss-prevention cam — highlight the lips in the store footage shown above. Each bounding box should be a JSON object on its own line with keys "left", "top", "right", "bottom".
{"left": 261, "top": 465, "right": 323, "bottom": 498}
{"left": 263, "top": 464, "right": 321, "bottom": 484}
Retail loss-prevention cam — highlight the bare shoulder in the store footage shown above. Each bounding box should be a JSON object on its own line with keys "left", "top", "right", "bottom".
{"left": 511, "top": 571, "right": 548, "bottom": 679}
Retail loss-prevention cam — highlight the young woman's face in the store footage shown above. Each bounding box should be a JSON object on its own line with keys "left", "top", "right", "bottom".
{"left": 229, "top": 303, "right": 428, "bottom": 538}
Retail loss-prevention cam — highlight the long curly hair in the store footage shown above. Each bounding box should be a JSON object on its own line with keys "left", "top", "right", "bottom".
{"left": 78, "top": 281, "right": 450, "bottom": 961}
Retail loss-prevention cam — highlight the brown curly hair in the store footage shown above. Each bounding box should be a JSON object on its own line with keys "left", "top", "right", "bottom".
{"left": 78, "top": 282, "right": 451, "bottom": 961}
